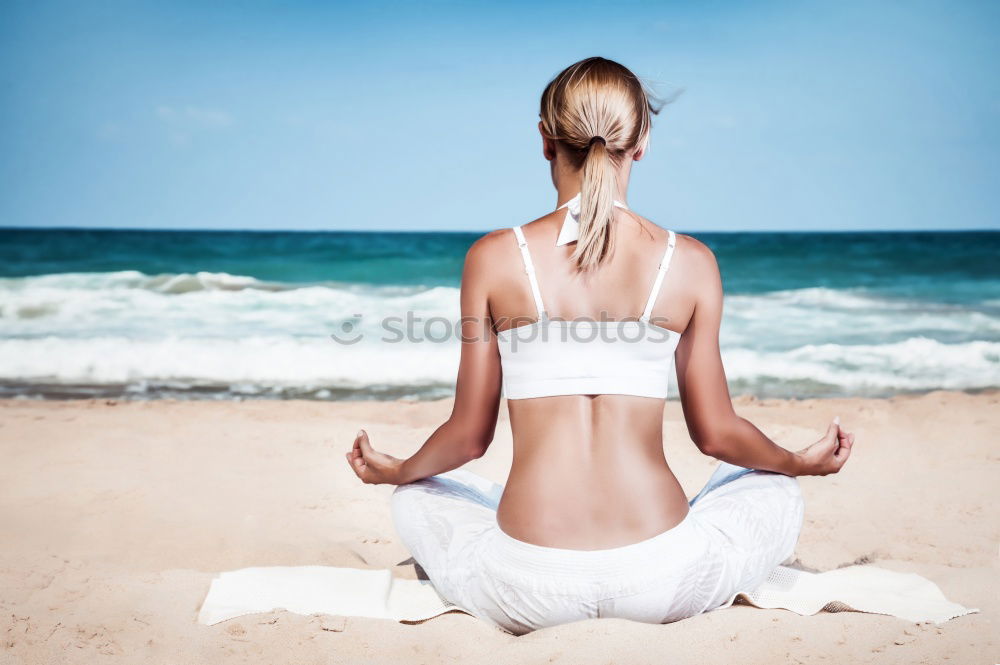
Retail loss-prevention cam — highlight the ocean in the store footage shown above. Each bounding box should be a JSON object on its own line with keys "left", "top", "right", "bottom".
{"left": 1, "top": 228, "right": 997, "bottom": 400}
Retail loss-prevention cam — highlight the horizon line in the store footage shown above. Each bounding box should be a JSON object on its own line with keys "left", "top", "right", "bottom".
{"left": 2, "top": 225, "right": 998, "bottom": 235}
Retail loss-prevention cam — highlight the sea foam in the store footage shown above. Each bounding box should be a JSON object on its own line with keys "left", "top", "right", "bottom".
{"left": 1, "top": 271, "right": 996, "bottom": 399}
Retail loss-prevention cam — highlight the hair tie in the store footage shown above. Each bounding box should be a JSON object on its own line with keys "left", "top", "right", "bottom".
{"left": 588, "top": 135, "right": 606, "bottom": 147}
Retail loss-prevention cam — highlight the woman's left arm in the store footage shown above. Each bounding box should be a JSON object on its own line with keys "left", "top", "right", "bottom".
{"left": 346, "top": 235, "right": 503, "bottom": 485}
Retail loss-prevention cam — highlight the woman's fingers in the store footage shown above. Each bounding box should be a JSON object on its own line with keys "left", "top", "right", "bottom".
{"left": 812, "top": 419, "right": 839, "bottom": 462}
{"left": 824, "top": 418, "right": 838, "bottom": 443}
{"left": 345, "top": 451, "right": 361, "bottom": 473}
{"left": 817, "top": 418, "right": 840, "bottom": 455}
{"left": 837, "top": 438, "right": 853, "bottom": 466}
{"left": 345, "top": 451, "right": 368, "bottom": 481}
{"left": 835, "top": 427, "right": 847, "bottom": 455}
{"left": 347, "top": 431, "right": 374, "bottom": 483}
{"left": 832, "top": 427, "right": 855, "bottom": 471}
{"left": 357, "top": 429, "right": 375, "bottom": 457}
{"left": 833, "top": 449, "right": 849, "bottom": 471}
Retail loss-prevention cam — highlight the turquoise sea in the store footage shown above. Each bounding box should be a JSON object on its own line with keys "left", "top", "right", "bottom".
{"left": 0, "top": 228, "right": 997, "bottom": 400}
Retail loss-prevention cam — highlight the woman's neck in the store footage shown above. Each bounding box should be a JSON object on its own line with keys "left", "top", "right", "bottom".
{"left": 552, "top": 162, "right": 631, "bottom": 208}
{"left": 554, "top": 180, "right": 630, "bottom": 208}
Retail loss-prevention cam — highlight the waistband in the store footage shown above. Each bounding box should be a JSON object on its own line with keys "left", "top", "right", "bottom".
{"left": 485, "top": 510, "right": 700, "bottom": 580}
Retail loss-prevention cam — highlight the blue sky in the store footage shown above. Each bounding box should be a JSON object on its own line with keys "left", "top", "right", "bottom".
{"left": 1, "top": 0, "right": 997, "bottom": 232}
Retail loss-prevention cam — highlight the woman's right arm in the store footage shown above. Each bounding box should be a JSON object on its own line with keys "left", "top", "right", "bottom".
{"left": 673, "top": 239, "right": 854, "bottom": 477}
{"left": 346, "top": 232, "right": 503, "bottom": 485}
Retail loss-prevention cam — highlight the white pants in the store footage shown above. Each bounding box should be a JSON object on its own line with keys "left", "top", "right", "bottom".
{"left": 390, "top": 463, "right": 804, "bottom": 635}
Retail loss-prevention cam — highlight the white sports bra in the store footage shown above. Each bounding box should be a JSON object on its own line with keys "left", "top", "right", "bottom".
{"left": 497, "top": 219, "right": 680, "bottom": 401}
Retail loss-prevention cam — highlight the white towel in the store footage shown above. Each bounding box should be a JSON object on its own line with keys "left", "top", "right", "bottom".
{"left": 197, "top": 565, "right": 457, "bottom": 625}
{"left": 725, "top": 564, "right": 977, "bottom": 624}
{"left": 197, "top": 563, "right": 976, "bottom": 626}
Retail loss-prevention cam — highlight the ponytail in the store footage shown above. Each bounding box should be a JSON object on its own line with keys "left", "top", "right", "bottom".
{"left": 573, "top": 137, "right": 617, "bottom": 270}
{"left": 539, "top": 57, "right": 662, "bottom": 271}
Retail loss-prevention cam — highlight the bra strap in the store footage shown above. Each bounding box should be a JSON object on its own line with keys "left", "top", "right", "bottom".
{"left": 512, "top": 226, "right": 547, "bottom": 318}
{"left": 641, "top": 230, "right": 677, "bottom": 322}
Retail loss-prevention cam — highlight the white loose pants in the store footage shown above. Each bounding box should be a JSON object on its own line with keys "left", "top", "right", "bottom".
{"left": 391, "top": 463, "right": 804, "bottom": 635}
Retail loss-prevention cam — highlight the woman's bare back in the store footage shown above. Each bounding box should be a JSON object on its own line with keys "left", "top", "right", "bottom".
{"left": 486, "top": 208, "right": 699, "bottom": 549}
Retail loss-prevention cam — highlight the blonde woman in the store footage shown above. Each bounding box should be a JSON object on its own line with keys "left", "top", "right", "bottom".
{"left": 347, "top": 57, "right": 855, "bottom": 634}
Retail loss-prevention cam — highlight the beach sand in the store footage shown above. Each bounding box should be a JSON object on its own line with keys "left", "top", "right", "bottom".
{"left": 1, "top": 391, "right": 996, "bottom": 664}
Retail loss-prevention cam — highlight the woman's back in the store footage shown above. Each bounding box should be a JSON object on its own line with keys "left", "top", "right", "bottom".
{"left": 485, "top": 204, "right": 700, "bottom": 549}
{"left": 352, "top": 56, "right": 852, "bottom": 635}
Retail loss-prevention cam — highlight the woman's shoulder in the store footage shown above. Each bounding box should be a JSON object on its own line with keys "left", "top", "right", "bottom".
{"left": 621, "top": 215, "right": 717, "bottom": 266}
{"left": 668, "top": 229, "right": 714, "bottom": 258}
{"left": 463, "top": 211, "right": 561, "bottom": 263}
{"left": 658, "top": 231, "right": 722, "bottom": 300}
{"left": 624, "top": 221, "right": 720, "bottom": 284}
{"left": 464, "top": 228, "right": 516, "bottom": 263}
{"left": 460, "top": 228, "right": 524, "bottom": 288}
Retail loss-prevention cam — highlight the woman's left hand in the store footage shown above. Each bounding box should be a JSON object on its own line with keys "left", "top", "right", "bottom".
{"left": 346, "top": 429, "right": 404, "bottom": 485}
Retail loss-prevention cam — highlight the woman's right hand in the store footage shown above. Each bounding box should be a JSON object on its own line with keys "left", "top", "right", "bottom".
{"left": 795, "top": 417, "right": 855, "bottom": 476}
{"left": 346, "top": 429, "right": 404, "bottom": 485}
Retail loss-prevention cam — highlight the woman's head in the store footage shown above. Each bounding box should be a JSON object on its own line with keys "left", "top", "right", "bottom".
{"left": 539, "top": 57, "right": 660, "bottom": 270}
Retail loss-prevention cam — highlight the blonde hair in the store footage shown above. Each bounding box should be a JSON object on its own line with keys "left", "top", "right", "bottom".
{"left": 540, "top": 57, "right": 661, "bottom": 270}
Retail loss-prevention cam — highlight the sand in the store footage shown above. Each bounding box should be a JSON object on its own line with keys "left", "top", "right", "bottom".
{"left": 1, "top": 391, "right": 996, "bottom": 664}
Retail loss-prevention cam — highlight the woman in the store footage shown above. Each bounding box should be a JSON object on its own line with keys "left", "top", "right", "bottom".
{"left": 346, "top": 57, "right": 855, "bottom": 634}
